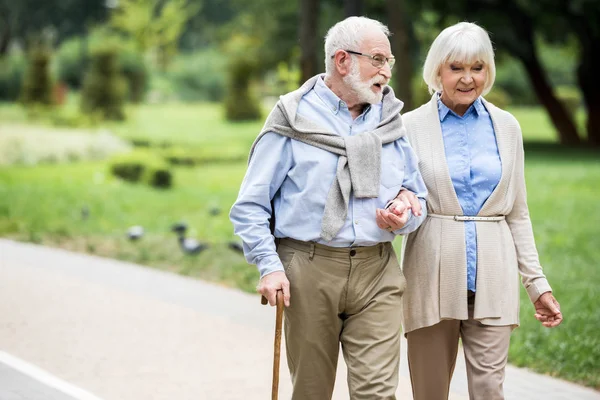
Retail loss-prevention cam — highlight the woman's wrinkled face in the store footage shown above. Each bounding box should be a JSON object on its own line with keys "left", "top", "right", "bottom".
{"left": 439, "top": 60, "right": 487, "bottom": 115}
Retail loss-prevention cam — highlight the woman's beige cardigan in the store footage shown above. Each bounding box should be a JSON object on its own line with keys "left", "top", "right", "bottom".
{"left": 400, "top": 94, "right": 552, "bottom": 334}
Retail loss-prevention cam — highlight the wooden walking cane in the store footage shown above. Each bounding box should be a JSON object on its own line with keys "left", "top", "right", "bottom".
{"left": 261, "top": 291, "right": 284, "bottom": 400}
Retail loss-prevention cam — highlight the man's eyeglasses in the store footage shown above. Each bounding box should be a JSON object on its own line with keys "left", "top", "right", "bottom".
{"left": 343, "top": 50, "right": 395, "bottom": 69}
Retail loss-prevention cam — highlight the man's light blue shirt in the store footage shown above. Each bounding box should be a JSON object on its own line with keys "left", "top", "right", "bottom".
{"left": 438, "top": 96, "right": 502, "bottom": 292}
{"left": 231, "top": 77, "right": 428, "bottom": 277}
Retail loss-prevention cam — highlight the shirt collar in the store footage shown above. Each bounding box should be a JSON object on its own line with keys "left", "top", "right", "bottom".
{"left": 437, "top": 93, "right": 484, "bottom": 120}
{"left": 314, "top": 76, "right": 372, "bottom": 119}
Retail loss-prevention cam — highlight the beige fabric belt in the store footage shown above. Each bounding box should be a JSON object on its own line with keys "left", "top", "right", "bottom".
{"left": 428, "top": 213, "right": 505, "bottom": 222}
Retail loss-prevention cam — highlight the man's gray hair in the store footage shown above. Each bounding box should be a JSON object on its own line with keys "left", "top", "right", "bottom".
{"left": 422, "top": 22, "right": 496, "bottom": 95}
{"left": 324, "top": 16, "right": 390, "bottom": 76}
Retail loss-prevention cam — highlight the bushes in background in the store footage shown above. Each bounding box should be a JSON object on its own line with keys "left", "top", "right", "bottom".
{"left": 20, "top": 48, "right": 54, "bottom": 106}
{"left": 224, "top": 56, "right": 261, "bottom": 121}
{"left": 109, "top": 150, "right": 173, "bottom": 189}
{"left": 224, "top": 35, "right": 261, "bottom": 121}
{"left": 80, "top": 46, "right": 127, "bottom": 120}
{"left": 57, "top": 36, "right": 148, "bottom": 102}
{"left": 0, "top": 53, "right": 26, "bottom": 102}
{"left": 163, "top": 49, "right": 226, "bottom": 102}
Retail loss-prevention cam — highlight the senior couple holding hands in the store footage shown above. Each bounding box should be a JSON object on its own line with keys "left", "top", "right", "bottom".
{"left": 230, "top": 15, "right": 562, "bottom": 400}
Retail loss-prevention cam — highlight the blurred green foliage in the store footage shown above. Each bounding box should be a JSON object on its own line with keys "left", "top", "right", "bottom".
{"left": 224, "top": 35, "right": 262, "bottom": 121}
{"left": 109, "top": 149, "right": 172, "bottom": 189}
{"left": 20, "top": 48, "right": 54, "bottom": 106}
{"left": 0, "top": 53, "right": 26, "bottom": 102}
{"left": 80, "top": 46, "right": 128, "bottom": 120}
{"left": 555, "top": 85, "right": 581, "bottom": 117}
{"left": 159, "top": 49, "right": 227, "bottom": 102}
{"left": 485, "top": 87, "right": 512, "bottom": 109}
{"left": 57, "top": 35, "right": 148, "bottom": 103}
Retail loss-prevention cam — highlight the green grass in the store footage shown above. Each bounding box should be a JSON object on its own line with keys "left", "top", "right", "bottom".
{"left": 0, "top": 161, "right": 258, "bottom": 292}
{"left": 506, "top": 145, "right": 600, "bottom": 388}
{"left": 0, "top": 101, "right": 599, "bottom": 387}
{"left": 506, "top": 106, "right": 587, "bottom": 142}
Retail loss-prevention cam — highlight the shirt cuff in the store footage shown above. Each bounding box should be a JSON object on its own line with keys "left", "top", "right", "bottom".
{"left": 257, "top": 254, "right": 285, "bottom": 279}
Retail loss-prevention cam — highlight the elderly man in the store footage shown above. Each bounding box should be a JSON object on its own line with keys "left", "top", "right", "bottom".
{"left": 230, "top": 16, "right": 427, "bottom": 399}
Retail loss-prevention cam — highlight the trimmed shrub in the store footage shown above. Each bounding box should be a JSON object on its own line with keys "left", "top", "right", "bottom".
{"left": 80, "top": 46, "right": 127, "bottom": 120}
{"left": 0, "top": 53, "right": 26, "bottom": 101}
{"left": 224, "top": 57, "right": 261, "bottom": 121}
{"left": 109, "top": 150, "right": 173, "bottom": 189}
{"left": 555, "top": 86, "right": 581, "bottom": 116}
{"left": 120, "top": 50, "right": 148, "bottom": 103}
{"left": 20, "top": 48, "right": 54, "bottom": 106}
{"left": 58, "top": 36, "right": 148, "bottom": 102}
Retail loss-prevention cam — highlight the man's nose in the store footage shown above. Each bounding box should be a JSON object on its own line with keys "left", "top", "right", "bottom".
{"left": 379, "top": 63, "right": 392, "bottom": 80}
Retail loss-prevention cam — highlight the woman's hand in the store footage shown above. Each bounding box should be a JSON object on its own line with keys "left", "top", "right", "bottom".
{"left": 394, "top": 189, "right": 423, "bottom": 216}
{"left": 534, "top": 292, "right": 563, "bottom": 328}
{"left": 376, "top": 206, "right": 410, "bottom": 232}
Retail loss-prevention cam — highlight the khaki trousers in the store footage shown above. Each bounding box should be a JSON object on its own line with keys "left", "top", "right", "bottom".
{"left": 277, "top": 238, "right": 406, "bottom": 400}
{"left": 406, "top": 294, "right": 512, "bottom": 400}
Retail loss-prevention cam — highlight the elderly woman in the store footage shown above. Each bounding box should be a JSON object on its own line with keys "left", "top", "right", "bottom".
{"left": 377, "top": 22, "right": 563, "bottom": 399}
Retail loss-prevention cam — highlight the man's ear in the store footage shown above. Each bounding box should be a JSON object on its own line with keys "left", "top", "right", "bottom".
{"left": 334, "top": 50, "right": 351, "bottom": 76}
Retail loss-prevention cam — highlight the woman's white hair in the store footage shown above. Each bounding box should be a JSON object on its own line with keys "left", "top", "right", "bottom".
{"left": 422, "top": 22, "right": 496, "bottom": 95}
{"left": 324, "top": 16, "right": 390, "bottom": 76}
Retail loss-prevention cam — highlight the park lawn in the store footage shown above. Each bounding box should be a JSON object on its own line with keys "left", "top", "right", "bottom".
{"left": 505, "top": 146, "right": 600, "bottom": 388}
{"left": 0, "top": 161, "right": 258, "bottom": 292}
{"left": 0, "top": 102, "right": 599, "bottom": 387}
{"left": 0, "top": 101, "right": 582, "bottom": 146}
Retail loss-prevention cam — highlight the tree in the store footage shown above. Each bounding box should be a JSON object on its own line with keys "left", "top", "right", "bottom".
{"left": 20, "top": 47, "right": 53, "bottom": 106}
{"left": 417, "top": 0, "right": 600, "bottom": 146}
{"left": 300, "top": 0, "right": 320, "bottom": 82}
{"left": 386, "top": 0, "right": 415, "bottom": 110}
{"left": 110, "top": 0, "right": 200, "bottom": 69}
{"left": 80, "top": 46, "right": 128, "bottom": 120}
{"left": 0, "top": 0, "right": 108, "bottom": 56}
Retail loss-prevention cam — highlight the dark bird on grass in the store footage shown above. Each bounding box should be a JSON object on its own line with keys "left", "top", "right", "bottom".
{"left": 127, "top": 226, "right": 144, "bottom": 241}
{"left": 209, "top": 207, "right": 221, "bottom": 216}
{"left": 171, "top": 222, "right": 188, "bottom": 236}
{"left": 178, "top": 236, "right": 208, "bottom": 255}
{"left": 228, "top": 241, "right": 244, "bottom": 254}
{"left": 81, "top": 205, "right": 90, "bottom": 220}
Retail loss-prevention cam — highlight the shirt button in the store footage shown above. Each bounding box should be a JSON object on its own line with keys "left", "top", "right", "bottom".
{"left": 354, "top": 220, "right": 359, "bottom": 225}
{"left": 350, "top": 250, "right": 356, "bottom": 257}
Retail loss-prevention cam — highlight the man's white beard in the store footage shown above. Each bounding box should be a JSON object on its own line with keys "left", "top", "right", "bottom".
{"left": 343, "top": 61, "right": 387, "bottom": 105}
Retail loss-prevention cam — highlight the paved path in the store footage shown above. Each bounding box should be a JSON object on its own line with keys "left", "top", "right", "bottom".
{"left": 0, "top": 239, "right": 598, "bottom": 400}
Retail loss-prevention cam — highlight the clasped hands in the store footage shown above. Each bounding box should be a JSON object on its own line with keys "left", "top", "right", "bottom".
{"left": 376, "top": 189, "right": 422, "bottom": 232}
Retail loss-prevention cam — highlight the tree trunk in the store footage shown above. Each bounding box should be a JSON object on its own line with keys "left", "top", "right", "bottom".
{"left": 386, "top": 0, "right": 413, "bottom": 110}
{"left": 299, "top": 0, "right": 319, "bottom": 83}
{"left": 515, "top": 29, "right": 581, "bottom": 145}
{"left": 0, "top": 13, "right": 10, "bottom": 57}
{"left": 344, "top": 0, "right": 362, "bottom": 17}
{"left": 520, "top": 54, "right": 581, "bottom": 145}
{"left": 574, "top": 23, "right": 600, "bottom": 147}
{"left": 463, "top": 0, "right": 581, "bottom": 145}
